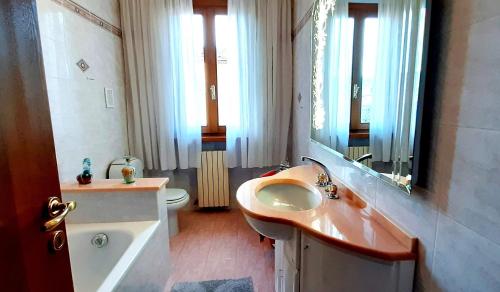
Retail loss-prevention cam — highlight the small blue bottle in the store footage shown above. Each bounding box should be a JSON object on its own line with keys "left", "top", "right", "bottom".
{"left": 76, "top": 158, "right": 93, "bottom": 184}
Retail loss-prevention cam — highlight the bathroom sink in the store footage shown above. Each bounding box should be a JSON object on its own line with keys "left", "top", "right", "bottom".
{"left": 256, "top": 183, "right": 321, "bottom": 211}
{"left": 242, "top": 181, "right": 322, "bottom": 240}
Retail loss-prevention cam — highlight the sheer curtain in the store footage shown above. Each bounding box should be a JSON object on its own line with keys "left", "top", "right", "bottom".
{"left": 121, "top": 0, "right": 201, "bottom": 170}
{"left": 225, "top": 0, "right": 292, "bottom": 168}
{"left": 370, "top": 0, "right": 425, "bottom": 162}
{"left": 323, "top": 0, "right": 352, "bottom": 155}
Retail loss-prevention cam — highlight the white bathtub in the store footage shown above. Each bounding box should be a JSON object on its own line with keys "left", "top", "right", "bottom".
{"left": 66, "top": 221, "right": 159, "bottom": 292}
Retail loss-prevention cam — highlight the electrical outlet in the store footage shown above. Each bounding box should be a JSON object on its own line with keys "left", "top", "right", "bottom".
{"left": 104, "top": 87, "right": 115, "bottom": 108}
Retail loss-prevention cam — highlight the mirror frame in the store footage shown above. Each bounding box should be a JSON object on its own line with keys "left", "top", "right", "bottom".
{"left": 309, "top": 0, "right": 433, "bottom": 194}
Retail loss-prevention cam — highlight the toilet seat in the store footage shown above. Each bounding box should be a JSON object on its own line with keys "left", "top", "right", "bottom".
{"left": 165, "top": 188, "right": 188, "bottom": 204}
{"left": 163, "top": 188, "right": 190, "bottom": 237}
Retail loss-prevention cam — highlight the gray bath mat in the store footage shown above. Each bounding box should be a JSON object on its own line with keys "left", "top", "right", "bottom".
{"left": 171, "top": 277, "right": 254, "bottom": 292}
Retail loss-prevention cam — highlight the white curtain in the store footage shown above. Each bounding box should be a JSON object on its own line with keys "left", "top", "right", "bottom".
{"left": 322, "top": 0, "right": 352, "bottom": 155}
{"left": 370, "top": 0, "right": 425, "bottom": 163}
{"left": 225, "top": 0, "right": 292, "bottom": 168}
{"left": 121, "top": 0, "right": 202, "bottom": 170}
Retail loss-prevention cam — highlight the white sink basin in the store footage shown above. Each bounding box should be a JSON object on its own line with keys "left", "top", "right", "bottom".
{"left": 243, "top": 181, "right": 322, "bottom": 240}
{"left": 256, "top": 183, "right": 321, "bottom": 211}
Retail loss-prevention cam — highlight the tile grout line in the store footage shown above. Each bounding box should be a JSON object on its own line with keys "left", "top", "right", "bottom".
{"left": 437, "top": 211, "right": 500, "bottom": 249}
{"left": 429, "top": 211, "right": 441, "bottom": 289}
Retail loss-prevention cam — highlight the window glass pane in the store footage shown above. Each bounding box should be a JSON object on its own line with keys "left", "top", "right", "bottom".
{"left": 215, "top": 15, "right": 232, "bottom": 126}
{"left": 193, "top": 14, "right": 207, "bottom": 126}
{"left": 361, "top": 17, "right": 378, "bottom": 124}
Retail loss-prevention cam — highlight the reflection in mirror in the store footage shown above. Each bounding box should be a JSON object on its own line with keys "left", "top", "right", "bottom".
{"left": 311, "top": 0, "right": 430, "bottom": 193}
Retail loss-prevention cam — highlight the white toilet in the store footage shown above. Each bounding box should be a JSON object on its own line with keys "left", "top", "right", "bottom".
{"left": 108, "top": 157, "right": 190, "bottom": 237}
{"left": 163, "top": 188, "right": 190, "bottom": 237}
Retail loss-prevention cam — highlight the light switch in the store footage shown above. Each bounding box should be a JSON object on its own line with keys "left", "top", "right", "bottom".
{"left": 104, "top": 87, "right": 115, "bottom": 108}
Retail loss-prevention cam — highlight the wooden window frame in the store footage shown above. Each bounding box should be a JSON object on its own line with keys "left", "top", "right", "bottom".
{"left": 349, "top": 3, "right": 378, "bottom": 137}
{"left": 193, "top": 0, "right": 228, "bottom": 142}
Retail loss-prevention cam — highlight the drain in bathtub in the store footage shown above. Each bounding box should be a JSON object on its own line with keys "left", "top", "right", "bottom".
{"left": 91, "top": 233, "right": 109, "bottom": 248}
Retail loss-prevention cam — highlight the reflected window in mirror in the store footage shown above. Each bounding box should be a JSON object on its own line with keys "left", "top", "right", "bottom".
{"left": 311, "top": 0, "right": 431, "bottom": 193}
{"left": 348, "top": 4, "right": 378, "bottom": 137}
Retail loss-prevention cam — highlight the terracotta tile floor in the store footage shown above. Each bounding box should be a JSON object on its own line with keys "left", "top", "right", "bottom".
{"left": 165, "top": 209, "right": 275, "bottom": 292}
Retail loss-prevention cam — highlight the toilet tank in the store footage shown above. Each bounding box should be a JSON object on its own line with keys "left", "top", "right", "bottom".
{"left": 107, "top": 157, "right": 144, "bottom": 179}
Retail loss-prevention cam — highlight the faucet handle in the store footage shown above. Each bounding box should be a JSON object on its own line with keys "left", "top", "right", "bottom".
{"left": 279, "top": 160, "right": 291, "bottom": 171}
{"left": 325, "top": 182, "right": 339, "bottom": 200}
{"left": 316, "top": 173, "right": 328, "bottom": 187}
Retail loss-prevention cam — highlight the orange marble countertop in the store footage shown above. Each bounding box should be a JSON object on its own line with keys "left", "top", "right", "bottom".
{"left": 236, "top": 165, "right": 417, "bottom": 261}
{"left": 61, "top": 178, "right": 169, "bottom": 193}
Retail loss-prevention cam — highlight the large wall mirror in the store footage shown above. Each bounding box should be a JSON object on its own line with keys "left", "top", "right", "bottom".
{"left": 310, "top": 0, "right": 431, "bottom": 193}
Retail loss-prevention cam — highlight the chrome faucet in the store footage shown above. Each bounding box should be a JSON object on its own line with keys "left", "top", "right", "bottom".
{"left": 301, "top": 156, "right": 339, "bottom": 199}
{"left": 279, "top": 160, "right": 291, "bottom": 171}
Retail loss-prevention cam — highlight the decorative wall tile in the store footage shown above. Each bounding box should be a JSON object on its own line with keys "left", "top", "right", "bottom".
{"left": 76, "top": 59, "right": 89, "bottom": 72}
{"left": 72, "top": 0, "right": 121, "bottom": 28}
{"left": 50, "top": 0, "right": 122, "bottom": 37}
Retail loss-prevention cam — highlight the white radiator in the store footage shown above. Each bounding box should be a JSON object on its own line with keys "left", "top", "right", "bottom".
{"left": 347, "top": 146, "right": 372, "bottom": 167}
{"left": 197, "top": 151, "right": 230, "bottom": 207}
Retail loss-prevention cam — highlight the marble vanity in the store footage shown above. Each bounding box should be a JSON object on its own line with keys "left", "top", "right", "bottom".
{"left": 237, "top": 165, "right": 417, "bottom": 292}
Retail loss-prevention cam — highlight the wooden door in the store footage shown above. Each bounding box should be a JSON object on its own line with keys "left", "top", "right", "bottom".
{"left": 0, "top": 0, "right": 74, "bottom": 291}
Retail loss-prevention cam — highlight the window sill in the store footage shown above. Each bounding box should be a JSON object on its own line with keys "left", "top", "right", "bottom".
{"left": 202, "top": 133, "right": 226, "bottom": 143}
{"left": 349, "top": 131, "right": 369, "bottom": 140}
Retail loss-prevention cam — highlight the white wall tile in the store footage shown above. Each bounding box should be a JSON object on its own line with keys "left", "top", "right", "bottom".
{"left": 433, "top": 213, "right": 500, "bottom": 292}
{"left": 37, "top": 0, "right": 128, "bottom": 182}
{"left": 457, "top": 16, "right": 500, "bottom": 131}
{"left": 62, "top": 190, "right": 159, "bottom": 223}
{"left": 309, "top": 142, "right": 347, "bottom": 181}
{"left": 438, "top": 127, "right": 500, "bottom": 246}
{"left": 474, "top": 0, "right": 500, "bottom": 23}
{"left": 431, "top": 28, "right": 469, "bottom": 128}
{"left": 292, "top": 20, "right": 313, "bottom": 166}
{"left": 342, "top": 162, "right": 378, "bottom": 204}
{"left": 376, "top": 182, "right": 439, "bottom": 292}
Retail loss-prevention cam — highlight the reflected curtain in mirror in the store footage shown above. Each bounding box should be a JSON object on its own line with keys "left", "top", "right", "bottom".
{"left": 310, "top": 0, "right": 431, "bottom": 193}
{"left": 370, "top": 0, "right": 426, "bottom": 165}
{"left": 312, "top": 0, "right": 352, "bottom": 155}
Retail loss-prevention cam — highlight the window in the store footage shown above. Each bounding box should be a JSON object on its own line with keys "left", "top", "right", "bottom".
{"left": 348, "top": 4, "right": 378, "bottom": 136}
{"left": 193, "top": 0, "right": 231, "bottom": 142}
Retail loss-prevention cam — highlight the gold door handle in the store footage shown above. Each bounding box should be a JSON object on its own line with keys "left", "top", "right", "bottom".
{"left": 353, "top": 83, "right": 360, "bottom": 100}
{"left": 210, "top": 84, "right": 217, "bottom": 100}
{"left": 43, "top": 197, "right": 77, "bottom": 232}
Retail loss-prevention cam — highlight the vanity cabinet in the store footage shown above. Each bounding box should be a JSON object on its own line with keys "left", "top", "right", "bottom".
{"left": 276, "top": 231, "right": 415, "bottom": 292}
{"left": 237, "top": 165, "right": 417, "bottom": 292}
{"left": 275, "top": 230, "right": 301, "bottom": 292}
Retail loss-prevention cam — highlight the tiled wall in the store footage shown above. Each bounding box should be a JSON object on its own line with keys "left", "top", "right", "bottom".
{"left": 291, "top": 0, "right": 500, "bottom": 291}
{"left": 37, "top": 0, "right": 128, "bottom": 182}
